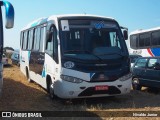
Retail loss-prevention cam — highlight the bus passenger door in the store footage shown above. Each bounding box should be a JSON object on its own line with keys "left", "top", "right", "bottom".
{"left": 29, "top": 26, "right": 46, "bottom": 76}
{"left": 45, "top": 25, "right": 59, "bottom": 81}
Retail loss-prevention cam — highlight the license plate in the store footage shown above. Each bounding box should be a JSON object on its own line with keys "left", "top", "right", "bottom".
{"left": 95, "top": 85, "right": 109, "bottom": 91}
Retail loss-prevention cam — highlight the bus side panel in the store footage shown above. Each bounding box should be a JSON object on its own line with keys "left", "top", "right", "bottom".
{"left": 129, "top": 48, "right": 152, "bottom": 57}
{"left": 29, "top": 51, "right": 47, "bottom": 89}
{"left": 29, "top": 71, "right": 47, "bottom": 89}
{"left": 20, "top": 50, "right": 29, "bottom": 76}
{"left": 142, "top": 49, "right": 153, "bottom": 57}
{"left": 45, "top": 53, "right": 57, "bottom": 83}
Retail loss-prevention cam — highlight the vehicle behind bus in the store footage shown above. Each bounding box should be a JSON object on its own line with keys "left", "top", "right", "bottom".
{"left": 129, "top": 27, "right": 160, "bottom": 91}
{"left": 132, "top": 57, "right": 160, "bottom": 90}
{"left": 0, "top": 1, "right": 14, "bottom": 96}
{"left": 20, "top": 15, "right": 131, "bottom": 99}
{"left": 129, "top": 27, "right": 160, "bottom": 57}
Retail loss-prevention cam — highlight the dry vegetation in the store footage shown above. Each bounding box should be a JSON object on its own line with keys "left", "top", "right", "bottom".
{"left": 0, "top": 63, "right": 160, "bottom": 119}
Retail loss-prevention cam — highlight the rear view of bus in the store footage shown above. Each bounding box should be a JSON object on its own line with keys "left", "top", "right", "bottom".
{"left": 0, "top": 1, "right": 14, "bottom": 96}
{"left": 20, "top": 15, "right": 131, "bottom": 99}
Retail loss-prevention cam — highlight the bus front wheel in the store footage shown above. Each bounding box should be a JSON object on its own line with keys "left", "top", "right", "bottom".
{"left": 49, "top": 81, "right": 55, "bottom": 99}
{"left": 47, "top": 77, "right": 57, "bottom": 99}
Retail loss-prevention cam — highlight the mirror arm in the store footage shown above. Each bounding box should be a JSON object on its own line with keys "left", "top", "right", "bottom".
{"left": 120, "top": 26, "right": 128, "bottom": 31}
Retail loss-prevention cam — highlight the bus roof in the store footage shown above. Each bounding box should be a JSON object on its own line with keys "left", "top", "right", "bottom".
{"left": 21, "top": 14, "right": 115, "bottom": 31}
{"left": 130, "top": 27, "right": 160, "bottom": 35}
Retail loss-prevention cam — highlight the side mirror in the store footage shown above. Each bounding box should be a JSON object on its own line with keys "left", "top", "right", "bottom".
{"left": 123, "top": 30, "right": 128, "bottom": 40}
{"left": 1, "top": 1, "right": 14, "bottom": 28}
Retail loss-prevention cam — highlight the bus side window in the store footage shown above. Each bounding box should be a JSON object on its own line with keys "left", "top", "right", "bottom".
{"left": 20, "top": 32, "right": 24, "bottom": 49}
{"left": 23, "top": 31, "right": 28, "bottom": 50}
{"left": 46, "top": 28, "right": 53, "bottom": 55}
{"left": 130, "top": 34, "right": 139, "bottom": 49}
{"left": 151, "top": 30, "right": 160, "bottom": 46}
{"left": 45, "top": 26, "right": 58, "bottom": 63}
{"left": 39, "top": 27, "right": 45, "bottom": 52}
{"left": 33, "top": 28, "right": 37, "bottom": 50}
{"left": 28, "top": 29, "right": 34, "bottom": 50}
{"left": 33, "top": 27, "right": 41, "bottom": 51}
{"left": 139, "top": 33, "right": 150, "bottom": 48}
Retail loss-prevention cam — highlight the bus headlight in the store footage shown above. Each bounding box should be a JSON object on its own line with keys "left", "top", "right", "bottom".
{"left": 60, "top": 75, "right": 83, "bottom": 83}
{"left": 119, "top": 73, "right": 132, "bottom": 81}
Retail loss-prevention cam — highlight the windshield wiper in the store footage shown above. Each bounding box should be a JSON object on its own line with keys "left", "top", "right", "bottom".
{"left": 64, "top": 50, "right": 103, "bottom": 62}
{"left": 83, "top": 50, "right": 104, "bottom": 62}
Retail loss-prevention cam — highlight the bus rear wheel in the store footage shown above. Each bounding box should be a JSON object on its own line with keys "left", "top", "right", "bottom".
{"left": 26, "top": 67, "right": 32, "bottom": 83}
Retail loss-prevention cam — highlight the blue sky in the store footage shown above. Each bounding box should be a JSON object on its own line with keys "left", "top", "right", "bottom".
{"left": 2, "top": 0, "right": 160, "bottom": 49}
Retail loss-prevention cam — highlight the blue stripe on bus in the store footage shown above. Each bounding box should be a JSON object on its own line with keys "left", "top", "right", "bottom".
{"left": 41, "top": 65, "right": 46, "bottom": 78}
{"left": 31, "top": 18, "right": 47, "bottom": 27}
{"left": 150, "top": 48, "right": 160, "bottom": 56}
{"left": 90, "top": 73, "right": 95, "bottom": 79}
{"left": 28, "top": 51, "right": 31, "bottom": 60}
{"left": 31, "top": 22, "right": 38, "bottom": 27}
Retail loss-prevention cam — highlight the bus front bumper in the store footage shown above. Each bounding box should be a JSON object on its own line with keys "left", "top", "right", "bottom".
{"left": 54, "top": 78, "right": 131, "bottom": 99}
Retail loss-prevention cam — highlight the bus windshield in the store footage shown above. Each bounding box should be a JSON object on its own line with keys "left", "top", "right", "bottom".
{"left": 60, "top": 20, "right": 124, "bottom": 60}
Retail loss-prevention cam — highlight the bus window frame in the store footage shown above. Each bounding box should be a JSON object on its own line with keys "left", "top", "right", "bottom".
{"left": 21, "top": 23, "right": 47, "bottom": 52}
{"left": 22, "top": 30, "right": 29, "bottom": 50}
{"left": 130, "top": 34, "right": 139, "bottom": 49}
{"left": 139, "top": 32, "right": 151, "bottom": 48}
{"left": 151, "top": 30, "right": 160, "bottom": 46}
{"left": 45, "top": 24, "right": 59, "bottom": 63}
{"left": 27, "top": 29, "right": 34, "bottom": 50}
{"left": 20, "top": 32, "right": 24, "bottom": 49}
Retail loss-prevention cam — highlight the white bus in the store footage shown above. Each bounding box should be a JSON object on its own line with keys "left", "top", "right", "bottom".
{"left": 0, "top": 1, "right": 14, "bottom": 96}
{"left": 129, "top": 27, "right": 160, "bottom": 57}
{"left": 20, "top": 14, "right": 131, "bottom": 99}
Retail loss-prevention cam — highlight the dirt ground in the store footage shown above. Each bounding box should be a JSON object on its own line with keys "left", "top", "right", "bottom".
{"left": 1, "top": 64, "right": 160, "bottom": 120}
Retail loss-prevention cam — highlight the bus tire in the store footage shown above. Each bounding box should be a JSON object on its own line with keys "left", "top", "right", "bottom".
{"left": 47, "top": 76, "right": 57, "bottom": 99}
{"left": 132, "top": 78, "right": 142, "bottom": 90}
{"left": 26, "top": 67, "right": 32, "bottom": 83}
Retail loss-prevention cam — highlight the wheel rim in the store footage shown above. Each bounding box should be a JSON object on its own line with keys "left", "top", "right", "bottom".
{"left": 132, "top": 78, "right": 139, "bottom": 84}
{"left": 132, "top": 78, "right": 140, "bottom": 90}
